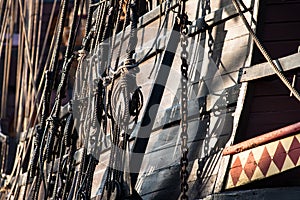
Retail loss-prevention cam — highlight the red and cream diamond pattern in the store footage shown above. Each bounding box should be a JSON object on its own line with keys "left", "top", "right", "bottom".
{"left": 225, "top": 134, "right": 300, "bottom": 189}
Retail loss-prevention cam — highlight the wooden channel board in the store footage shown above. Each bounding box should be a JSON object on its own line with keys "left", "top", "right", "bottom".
{"left": 91, "top": 0, "right": 258, "bottom": 198}
{"left": 225, "top": 133, "right": 300, "bottom": 189}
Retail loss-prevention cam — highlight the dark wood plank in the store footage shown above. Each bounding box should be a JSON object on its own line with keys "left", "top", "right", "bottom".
{"left": 252, "top": 76, "right": 300, "bottom": 97}
{"left": 146, "top": 118, "right": 234, "bottom": 155}
{"left": 264, "top": 3, "right": 300, "bottom": 23}
{"left": 250, "top": 95, "right": 300, "bottom": 113}
{"left": 263, "top": 40, "right": 300, "bottom": 59}
{"left": 261, "top": 22, "right": 300, "bottom": 42}
{"left": 266, "top": 0, "right": 300, "bottom": 5}
{"left": 140, "top": 174, "right": 218, "bottom": 199}
{"left": 244, "top": 110, "right": 300, "bottom": 140}
{"left": 214, "top": 83, "right": 250, "bottom": 192}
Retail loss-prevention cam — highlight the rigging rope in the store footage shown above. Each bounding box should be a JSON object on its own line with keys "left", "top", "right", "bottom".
{"left": 107, "top": 0, "right": 126, "bottom": 71}
{"left": 113, "top": 0, "right": 130, "bottom": 70}
{"left": 7, "top": 0, "right": 143, "bottom": 199}
{"left": 35, "top": 0, "right": 72, "bottom": 198}
{"left": 30, "top": 3, "right": 60, "bottom": 120}
{"left": 102, "top": 1, "right": 144, "bottom": 199}
{"left": 16, "top": 0, "right": 38, "bottom": 102}
{"left": 49, "top": 0, "right": 70, "bottom": 87}
{"left": 94, "top": 1, "right": 108, "bottom": 47}
{"left": 34, "top": 0, "right": 43, "bottom": 76}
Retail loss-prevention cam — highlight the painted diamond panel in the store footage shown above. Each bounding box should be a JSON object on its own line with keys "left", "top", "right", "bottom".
{"left": 273, "top": 141, "right": 287, "bottom": 171}
{"left": 230, "top": 156, "right": 243, "bottom": 186}
{"left": 288, "top": 136, "right": 300, "bottom": 165}
{"left": 226, "top": 133, "right": 300, "bottom": 190}
{"left": 258, "top": 147, "right": 272, "bottom": 176}
{"left": 244, "top": 151, "right": 257, "bottom": 180}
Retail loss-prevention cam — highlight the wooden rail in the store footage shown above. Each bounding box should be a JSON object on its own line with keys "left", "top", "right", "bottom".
{"left": 223, "top": 121, "right": 300, "bottom": 156}
{"left": 241, "top": 52, "right": 300, "bottom": 82}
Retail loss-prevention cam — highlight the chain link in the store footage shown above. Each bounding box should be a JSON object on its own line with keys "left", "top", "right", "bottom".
{"left": 197, "top": 0, "right": 212, "bottom": 179}
{"left": 179, "top": 7, "right": 190, "bottom": 199}
{"left": 201, "top": 0, "right": 211, "bottom": 16}
{"left": 207, "top": 28, "right": 214, "bottom": 57}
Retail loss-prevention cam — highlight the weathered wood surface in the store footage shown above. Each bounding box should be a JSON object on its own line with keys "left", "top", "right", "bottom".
{"left": 201, "top": 0, "right": 261, "bottom": 193}
{"left": 225, "top": 133, "right": 300, "bottom": 189}
{"left": 187, "top": 14, "right": 254, "bottom": 96}
{"left": 129, "top": 20, "right": 183, "bottom": 189}
{"left": 58, "top": 0, "right": 255, "bottom": 117}
{"left": 150, "top": 84, "right": 240, "bottom": 132}
{"left": 138, "top": 134, "right": 232, "bottom": 199}
{"left": 6, "top": 0, "right": 256, "bottom": 198}
{"left": 110, "top": 0, "right": 254, "bottom": 94}
{"left": 90, "top": 0, "right": 258, "bottom": 198}
{"left": 91, "top": 106, "right": 236, "bottom": 199}
{"left": 10, "top": 0, "right": 300, "bottom": 198}
{"left": 133, "top": 81, "right": 237, "bottom": 198}
{"left": 1, "top": 0, "right": 273, "bottom": 199}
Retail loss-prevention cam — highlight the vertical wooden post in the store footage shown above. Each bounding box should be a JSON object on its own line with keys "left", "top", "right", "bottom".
{"left": 16, "top": 0, "right": 26, "bottom": 134}
{"left": 1, "top": 26, "right": 8, "bottom": 120}
{"left": 0, "top": 0, "right": 12, "bottom": 61}
{"left": 14, "top": 0, "right": 22, "bottom": 133}
{"left": 22, "top": 0, "right": 29, "bottom": 131}
{"left": 24, "top": 0, "right": 32, "bottom": 130}
{"left": 7, "top": 0, "right": 14, "bottom": 135}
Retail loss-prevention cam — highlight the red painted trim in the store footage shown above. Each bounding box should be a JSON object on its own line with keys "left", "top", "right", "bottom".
{"left": 223, "top": 122, "right": 300, "bottom": 156}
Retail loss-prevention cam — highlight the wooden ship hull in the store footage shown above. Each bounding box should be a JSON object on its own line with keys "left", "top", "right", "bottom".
{"left": 1, "top": 0, "right": 300, "bottom": 199}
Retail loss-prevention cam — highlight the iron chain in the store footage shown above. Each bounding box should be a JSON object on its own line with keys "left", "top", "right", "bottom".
{"left": 207, "top": 28, "right": 214, "bottom": 57}
{"left": 180, "top": 12, "right": 189, "bottom": 200}
{"left": 197, "top": 0, "right": 212, "bottom": 179}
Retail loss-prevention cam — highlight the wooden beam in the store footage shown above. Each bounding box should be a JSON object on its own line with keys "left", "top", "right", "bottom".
{"left": 241, "top": 52, "right": 300, "bottom": 82}
{"left": 223, "top": 121, "right": 300, "bottom": 156}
